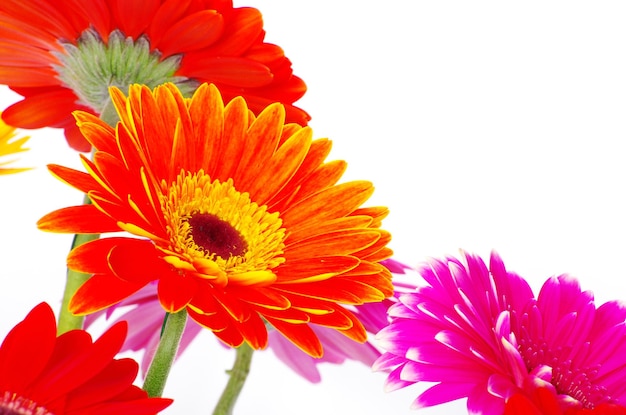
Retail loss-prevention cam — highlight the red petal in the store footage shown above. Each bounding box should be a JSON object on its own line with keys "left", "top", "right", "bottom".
{"left": 64, "top": 359, "right": 138, "bottom": 409}
{"left": 2, "top": 88, "right": 77, "bottom": 127}
{"left": 65, "top": 0, "right": 112, "bottom": 40}
{"left": 180, "top": 55, "right": 272, "bottom": 87}
{"left": 111, "top": 0, "right": 160, "bottom": 38}
{"left": 0, "top": 0, "right": 78, "bottom": 40}
{"left": 0, "top": 303, "right": 56, "bottom": 394}
{"left": 88, "top": 398, "right": 173, "bottom": 415}
{"left": 204, "top": 7, "right": 263, "bottom": 56}
{"left": 147, "top": 0, "right": 192, "bottom": 47}
{"left": 30, "top": 322, "right": 127, "bottom": 402}
{"left": 504, "top": 394, "right": 543, "bottom": 415}
{"left": 158, "top": 10, "right": 224, "bottom": 56}
{"left": 60, "top": 115, "right": 93, "bottom": 152}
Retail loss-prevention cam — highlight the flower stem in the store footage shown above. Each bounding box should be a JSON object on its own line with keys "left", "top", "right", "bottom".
{"left": 213, "top": 343, "right": 254, "bottom": 415}
{"left": 57, "top": 103, "right": 119, "bottom": 334}
{"left": 143, "top": 309, "right": 188, "bottom": 397}
{"left": 57, "top": 233, "right": 99, "bottom": 334}
{"left": 57, "top": 193, "right": 98, "bottom": 334}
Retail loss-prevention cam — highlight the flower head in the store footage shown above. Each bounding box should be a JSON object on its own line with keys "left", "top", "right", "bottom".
{"left": 0, "top": 302, "right": 171, "bottom": 414}
{"left": 0, "top": 112, "right": 30, "bottom": 174}
{"left": 38, "top": 82, "right": 393, "bottom": 358}
{"left": 374, "top": 251, "right": 626, "bottom": 414}
{"left": 0, "top": 0, "right": 308, "bottom": 151}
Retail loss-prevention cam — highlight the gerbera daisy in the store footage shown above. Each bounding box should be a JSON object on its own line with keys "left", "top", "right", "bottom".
{"left": 0, "top": 302, "right": 172, "bottom": 414}
{"left": 0, "top": 112, "right": 29, "bottom": 174}
{"left": 37, "top": 82, "right": 393, "bottom": 358}
{"left": 84, "top": 259, "right": 410, "bottom": 382}
{"left": 0, "top": 0, "right": 308, "bottom": 151}
{"left": 374, "top": 251, "right": 626, "bottom": 414}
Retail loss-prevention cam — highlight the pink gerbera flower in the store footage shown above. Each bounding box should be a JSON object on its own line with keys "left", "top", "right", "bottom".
{"left": 374, "top": 251, "right": 626, "bottom": 414}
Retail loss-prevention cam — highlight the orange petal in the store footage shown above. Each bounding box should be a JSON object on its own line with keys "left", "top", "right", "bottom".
{"left": 107, "top": 242, "right": 164, "bottom": 285}
{"left": 231, "top": 103, "right": 284, "bottom": 185}
{"left": 67, "top": 237, "right": 127, "bottom": 274}
{"left": 235, "top": 311, "right": 268, "bottom": 350}
{"left": 231, "top": 286, "right": 291, "bottom": 310}
{"left": 189, "top": 83, "right": 225, "bottom": 175}
{"left": 69, "top": 274, "right": 146, "bottom": 315}
{"left": 48, "top": 164, "right": 100, "bottom": 195}
{"left": 281, "top": 181, "right": 373, "bottom": 228}
{"left": 73, "top": 111, "right": 117, "bottom": 155}
{"left": 158, "top": 271, "right": 197, "bottom": 313}
{"left": 212, "top": 96, "right": 248, "bottom": 180}
{"left": 286, "top": 229, "right": 381, "bottom": 258}
{"left": 275, "top": 255, "right": 360, "bottom": 284}
{"left": 245, "top": 126, "right": 312, "bottom": 205}
{"left": 265, "top": 317, "right": 322, "bottom": 358}
{"left": 37, "top": 205, "right": 120, "bottom": 234}
{"left": 287, "top": 215, "right": 373, "bottom": 243}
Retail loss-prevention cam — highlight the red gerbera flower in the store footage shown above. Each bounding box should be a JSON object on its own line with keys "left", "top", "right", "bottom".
{"left": 505, "top": 378, "right": 626, "bottom": 415}
{"left": 0, "top": 302, "right": 172, "bottom": 414}
{"left": 37, "top": 82, "right": 393, "bottom": 357}
{"left": 0, "top": 0, "right": 308, "bottom": 151}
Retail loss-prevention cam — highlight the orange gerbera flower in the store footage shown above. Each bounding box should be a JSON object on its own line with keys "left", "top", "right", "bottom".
{"left": 38, "top": 83, "right": 393, "bottom": 357}
{"left": 0, "top": 0, "right": 308, "bottom": 151}
{"left": 0, "top": 112, "right": 29, "bottom": 174}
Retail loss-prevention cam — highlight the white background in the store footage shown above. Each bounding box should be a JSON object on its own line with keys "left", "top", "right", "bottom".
{"left": 2, "top": 1, "right": 626, "bottom": 414}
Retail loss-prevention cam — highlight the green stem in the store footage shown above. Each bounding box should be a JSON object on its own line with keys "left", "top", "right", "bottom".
{"left": 57, "top": 101, "right": 119, "bottom": 333}
{"left": 143, "top": 309, "right": 188, "bottom": 398}
{"left": 213, "top": 343, "right": 254, "bottom": 415}
{"left": 57, "top": 192, "right": 98, "bottom": 334}
{"left": 57, "top": 232, "right": 99, "bottom": 334}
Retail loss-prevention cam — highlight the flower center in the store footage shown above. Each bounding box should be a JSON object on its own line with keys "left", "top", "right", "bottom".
{"left": 0, "top": 392, "right": 54, "bottom": 415}
{"left": 187, "top": 213, "right": 248, "bottom": 259}
{"left": 161, "top": 171, "right": 286, "bottom": 278}
{"left": 519, "top": 336, "right": 606, "bottom": 408}
{"left": 53, "top": 29, "right": 198, "bottom": 116}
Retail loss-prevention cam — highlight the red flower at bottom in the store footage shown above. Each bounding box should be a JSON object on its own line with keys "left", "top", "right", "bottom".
{"left": 505, "top": 378, "right": 626, "bottom": 415}
{"left": 0, "top": 303, "right": 171, "bottom": 414}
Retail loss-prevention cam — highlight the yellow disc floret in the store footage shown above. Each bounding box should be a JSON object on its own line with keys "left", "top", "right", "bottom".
{"left": 160, "top": 170, "right": 286, "bottom": 287}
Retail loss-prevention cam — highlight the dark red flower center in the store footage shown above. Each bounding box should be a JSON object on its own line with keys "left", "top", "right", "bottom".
{"left": 188, "top": 213, "right": 247, "bottom": 258}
